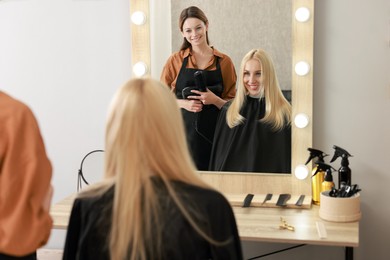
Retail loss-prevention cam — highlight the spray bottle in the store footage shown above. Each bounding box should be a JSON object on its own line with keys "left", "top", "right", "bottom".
{"left": 316, "top": 162, "right": 336, "bottom": 193}
{"left": 330, "top": 145, "right": 353, "bottom": 188}
{"left": 305, "top": 148, "right": 328, "bottom": 205}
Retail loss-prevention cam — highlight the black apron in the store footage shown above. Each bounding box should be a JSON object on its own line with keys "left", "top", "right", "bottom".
{"left": 175, "top": 56, "right": 224, "bottom": 170}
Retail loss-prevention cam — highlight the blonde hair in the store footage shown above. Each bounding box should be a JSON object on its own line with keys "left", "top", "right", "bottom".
{"left": 226, "top": 49, "right": 291, "bottom": 130}
{"left": 81, "top": 78, "right": 219, "bottom": 260}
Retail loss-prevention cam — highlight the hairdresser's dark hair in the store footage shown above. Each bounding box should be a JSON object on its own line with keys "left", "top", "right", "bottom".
{"left": 179, "top": 6, "right": 210, "bottom": 51}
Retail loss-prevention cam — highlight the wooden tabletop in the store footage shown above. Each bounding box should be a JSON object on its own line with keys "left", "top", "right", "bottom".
{"left": 50, "top": 194, "right": 359, "bottom": 247}
{"left": 232, "top": 206, "right": 358, "bottom": 247}
{"left": 50, "top": 194, "right": 76, "bottom": 230}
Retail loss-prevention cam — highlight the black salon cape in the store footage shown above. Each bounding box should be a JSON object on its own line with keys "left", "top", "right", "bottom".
{"left": 209, "top": 96, "right": 291, "bottom": 173}
{"left": 62, "top": 179, "right": 243, "bottom": 260}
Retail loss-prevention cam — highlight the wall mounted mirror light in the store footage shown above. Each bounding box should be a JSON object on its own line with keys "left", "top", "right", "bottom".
{"left": 130, "top": 0, "right": 314, "bottom": 196}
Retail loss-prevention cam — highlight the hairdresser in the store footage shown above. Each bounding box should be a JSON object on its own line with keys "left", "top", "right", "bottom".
{"left": 160, "top": 6, "right": 236, "bottom": 170}
{"left": 0, "top": 91, "right": 53, "bottom": 259}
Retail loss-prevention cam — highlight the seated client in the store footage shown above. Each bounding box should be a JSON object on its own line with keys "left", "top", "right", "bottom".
{"left": 209, "top": 49, "right": 292, "bottom": 173}
{"left": 62, "top": 78, "right": 243, "bottom": 260}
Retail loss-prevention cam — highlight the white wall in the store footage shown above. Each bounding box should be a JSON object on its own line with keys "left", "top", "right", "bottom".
{"left": 312, "top": 0, "right": 389, "bottom": 259}
{"left": 1, "top": 0, "right": 389, "bottom": 259}
{"left": 0, "top": 0, "right": 131, "bottom": 198}
{"left": 0, "top": 0, "right": 131, "bottom": 248}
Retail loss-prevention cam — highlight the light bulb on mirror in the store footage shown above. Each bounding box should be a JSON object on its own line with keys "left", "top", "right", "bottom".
{"left": 295, "top": 61, "right": 310, "bottom": 76}
{"left": 294, "top": 113, "right": 309, "bottom": 128}
{"left": 295, "top": 7, "right": 310, "bottom": 22}
{"left": 295, "top": 164, "right": 309, "bottom": 180}
{"left": 133, "top": 62, "right": 148, "bottom": 77}
{"left": 131, "top": 11, "right": 146, "bottom": 25}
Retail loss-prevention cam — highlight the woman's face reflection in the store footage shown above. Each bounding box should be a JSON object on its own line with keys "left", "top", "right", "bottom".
{"left": 181, "top": 18, "right": 208, "bottom": 47}
{"left": 243, "top": 59, "right": 263, "bottom": 97}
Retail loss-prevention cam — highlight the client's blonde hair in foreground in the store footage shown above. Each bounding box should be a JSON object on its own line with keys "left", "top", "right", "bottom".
{"left": 82, "top": 78, "right": 216, "bottom": 260}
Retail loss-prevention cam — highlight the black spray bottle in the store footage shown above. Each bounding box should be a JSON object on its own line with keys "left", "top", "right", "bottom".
{"left": 305, "top": 148, "right": 328, "bottom": 205}
{"left": 330, "top": 145, "right": 353, "bottom": 188}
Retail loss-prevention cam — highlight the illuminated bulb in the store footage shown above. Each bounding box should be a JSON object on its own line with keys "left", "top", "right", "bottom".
{"left": 295, "top": 7, "right": 311, "bottom": 22}
{"left": 133, "top": 62, "right": 148, "bottom": 77}
{"left": 294, "top": 113, "right": 309, "bottom": 128}
{"left": 295, "top": 164, "right": 309, "bottom": 180}
{"left": 131, "top": 11, "right": 146, "bottom": 25}
{"left": 295, "top": 61, "right": 310, "bottom": 76}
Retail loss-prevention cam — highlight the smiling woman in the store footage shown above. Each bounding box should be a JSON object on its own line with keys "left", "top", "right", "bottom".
{"left": 160, "top": 6, "right": 237, "bottom": 171}
{"left": 209, "top": 49, "right": 292, "bottom": 174}
{"left": 131, "top": 0, "right": 314, "bottom": 198}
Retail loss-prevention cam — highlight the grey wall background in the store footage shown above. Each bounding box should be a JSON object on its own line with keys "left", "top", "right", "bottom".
{"left": 0, "top": 0, "right": 132, "bottom": 249}
{"left": 170, "top": 0, "right": 292, "bottom": 90}
{"left": 0, "top": 0, "right": 389, "bottom": 259}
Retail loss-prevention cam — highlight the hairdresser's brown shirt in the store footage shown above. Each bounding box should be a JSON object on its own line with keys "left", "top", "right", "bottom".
{"left": 0, "top": 92, "right": 52, "bottom": 256}
{"left": 160, "top": 47, "right": 237, "bottom": 100}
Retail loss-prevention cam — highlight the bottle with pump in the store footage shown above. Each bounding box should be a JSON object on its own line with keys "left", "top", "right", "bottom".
{"left": 316, "top": 162, "right": 336, "bottom": 193}
{"left": 330, "top": 145, "right": 353, "bottom": 188}
{"left": 305, "top": 148, "right": 328, "bottom": 205}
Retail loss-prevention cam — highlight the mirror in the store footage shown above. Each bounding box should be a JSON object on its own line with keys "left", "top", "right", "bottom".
{"left": 130, "top": 0, "right": 314, "bottom": 196}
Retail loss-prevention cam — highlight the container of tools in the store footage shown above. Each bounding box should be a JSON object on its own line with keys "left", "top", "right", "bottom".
{"left": 319, "top": 190, "right": 361, "bottom": 222}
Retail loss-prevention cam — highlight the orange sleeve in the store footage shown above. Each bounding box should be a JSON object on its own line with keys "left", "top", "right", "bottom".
{"left": 160, "top": 52, "right": 184, "bottom": 93}
{"left": 0, "top": 94, "right": 53, "bottom": 256}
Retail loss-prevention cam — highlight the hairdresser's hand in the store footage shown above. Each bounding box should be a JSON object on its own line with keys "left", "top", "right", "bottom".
{"left": 177, "top": 99, "right": 203, "bottom": 113}
{"left": 189, "top": 89, "right": 227, "bottom": 109}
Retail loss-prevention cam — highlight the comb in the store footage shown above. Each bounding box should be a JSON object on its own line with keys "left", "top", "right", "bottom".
{"left": 276, "top": 194, "right": 291, "bottom": 207}
{"left": 295, "top": 195, "right": 305, "bottom": 206}
{"left": 243, "top": 194, "right": 254, "bottom": 207}
{"left": 262, "top": 193, "right": 273, "bottom": 205}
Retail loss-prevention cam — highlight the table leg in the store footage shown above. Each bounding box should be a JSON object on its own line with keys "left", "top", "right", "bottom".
{"left": 345, "top": 247, "right": 353, "bottom": 260}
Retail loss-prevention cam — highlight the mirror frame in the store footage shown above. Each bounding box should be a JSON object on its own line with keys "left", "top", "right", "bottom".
{"left": 130, "top": 0, "right": 314, "bottom": 196}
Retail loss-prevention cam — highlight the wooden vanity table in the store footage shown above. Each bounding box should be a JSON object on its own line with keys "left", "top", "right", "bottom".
{"left": 50, "top": 192, "right": 358, "bottom": 260}
{"left": 51, "top": 171, "right": 359, "bottom": 260}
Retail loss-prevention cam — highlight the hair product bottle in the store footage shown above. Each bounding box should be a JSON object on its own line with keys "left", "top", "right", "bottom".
{"left": 330, "top": 145, "right": 353, "bottom": 188}
{"left": 305, "top": 148, "right": 328, "bottom": 205}
{"left": 316, "top": 162, "right": 336, "bottom": 193}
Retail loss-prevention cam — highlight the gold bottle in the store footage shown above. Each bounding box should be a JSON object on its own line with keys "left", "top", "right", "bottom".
{"left": 312, "top": 167, "right": 325, "bottom": 205}
{"left": 305, "top": 148, "right": 328, "bottom": 205}
{"left": 315, "top": 162, "right": 336, "bottom": 204}
{"left": 321, "top": 166, "right": 335, "bottom": 193}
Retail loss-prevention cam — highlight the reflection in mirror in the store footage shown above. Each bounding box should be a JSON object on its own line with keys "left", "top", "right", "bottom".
{"left": 209, "top": 48, "right": 292, "bottom": 174}
{"left": 171, "top": 0, "right": 292, "bottom": 91}
{"left": 131, "top": 0, "right": 314, "bottom": 196}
